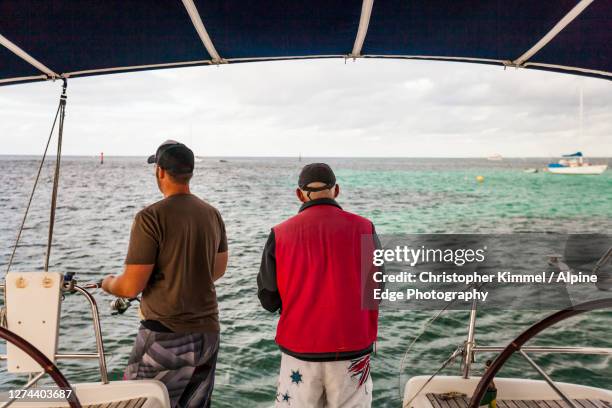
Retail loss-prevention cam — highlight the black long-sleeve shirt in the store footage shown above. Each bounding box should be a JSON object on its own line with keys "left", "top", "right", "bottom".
{"left": 257, "top": 229, "right": 282, "bottom": 312}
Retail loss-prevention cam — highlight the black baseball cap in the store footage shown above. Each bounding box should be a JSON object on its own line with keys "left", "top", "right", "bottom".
{"left": 298, "top": 163, "right": 336, "bottom": 191}
{"left": 147, "top": 140, "right": 194, "bottom": 175}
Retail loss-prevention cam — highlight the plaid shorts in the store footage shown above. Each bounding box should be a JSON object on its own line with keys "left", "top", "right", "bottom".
{"left": 124, "top": 325, "right": 219, "bottom": 408}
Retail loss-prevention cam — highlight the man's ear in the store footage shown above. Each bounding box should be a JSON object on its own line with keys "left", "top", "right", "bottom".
{"left": 334, "top": 184, "right": 340, "bottom": 198}
{"left": 296, "top": 188, "right": 307, "bottom": 203}
{"left": 157, "top": 166, "right": 166, "bottom": 179}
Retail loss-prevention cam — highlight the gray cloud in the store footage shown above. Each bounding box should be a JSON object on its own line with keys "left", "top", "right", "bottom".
{"left": 0, "top": 59, "right": 611, "bottom": 157}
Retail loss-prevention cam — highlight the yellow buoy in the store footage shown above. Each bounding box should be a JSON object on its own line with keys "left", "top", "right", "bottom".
{"left": 476, "top": 175, "right": 485, "bottom": 183}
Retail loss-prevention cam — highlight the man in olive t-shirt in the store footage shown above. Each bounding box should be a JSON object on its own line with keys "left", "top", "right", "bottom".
{"left": 101, "top": 140, "right": 228, "bottom": 408}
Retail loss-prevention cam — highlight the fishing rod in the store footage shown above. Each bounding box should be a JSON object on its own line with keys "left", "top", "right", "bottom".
{"left": 62, "top": 272, "right": 139, "bottom": 315}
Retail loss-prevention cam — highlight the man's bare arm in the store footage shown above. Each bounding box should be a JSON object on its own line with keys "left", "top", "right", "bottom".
{"left": 213, "top": 251, "right": 228, "bottom": 282}
{"left": 101, "top": 264, "right": 154, "bottom": 298}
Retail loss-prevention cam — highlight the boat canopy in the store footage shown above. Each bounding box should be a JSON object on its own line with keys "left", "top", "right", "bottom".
{"left": 562, "top": 152, "right": 584, "bottom": 157}
{"left": 0, "top": 0, "right": 611, "bottom": 87}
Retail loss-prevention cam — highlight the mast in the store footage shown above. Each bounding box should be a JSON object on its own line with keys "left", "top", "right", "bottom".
{"left": 579, "top": 84, "right": 584, "bottom": 164}
{"left": 579, "top": 83, "right": 583, "bottom": 140}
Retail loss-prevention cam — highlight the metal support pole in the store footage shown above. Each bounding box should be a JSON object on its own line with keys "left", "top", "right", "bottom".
{"left": 462, "top": 299, "right": 478, "bottom": 378}
{"left": 44, "top": 79, "right": 68, "bottom": 272}
{"left": 73, "top": 286, "right": 108, "bottom": 384}
{"left": 519, "top": 350, "right": 580, "bottom": 408}
{"left": 4, "top": 83, "right": 65, "bottom": 276}
{"left": 55, "top": 353, "right": 100, "bottom": 359}
{"left": 473, "top": 346, "right": 612, "bottom": 355}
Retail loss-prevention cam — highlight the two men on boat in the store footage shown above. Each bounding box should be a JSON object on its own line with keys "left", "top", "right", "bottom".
{"left": 258, "top": 163, "right": 380, "bottom": 407}
{"left": 101, "top": 140, "right": 228, "bottom": 408}
{"left": 101, "top": 141, "right": 379, "bottom": 407}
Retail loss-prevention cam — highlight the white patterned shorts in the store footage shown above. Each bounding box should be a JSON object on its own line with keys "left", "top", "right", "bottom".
{"left": 275, "top": 352, "right": 373, "bottom": 408}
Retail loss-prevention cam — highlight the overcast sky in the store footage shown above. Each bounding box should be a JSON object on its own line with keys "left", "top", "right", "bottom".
{"left": 1, "top": 59, "right": 611, "bottom": 157}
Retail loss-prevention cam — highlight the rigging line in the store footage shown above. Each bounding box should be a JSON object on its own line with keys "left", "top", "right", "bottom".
{"left": 44, "top": 79, "right": 68, "bottom": 272}
{"left": 397, "top": 302, "right": 457, "bottom": 403}
{"left": 4, "top": 88, "right": 64, "bottom": 275}
{"left": 402, "top": 346, "right": 463, "bottom": 408}
{"left": 398, "top": 283, "right": 487, "bottom": 406}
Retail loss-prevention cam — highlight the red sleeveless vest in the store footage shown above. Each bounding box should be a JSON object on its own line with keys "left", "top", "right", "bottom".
{"left": 273, "top": 202, "right": 378, "bottom": 354}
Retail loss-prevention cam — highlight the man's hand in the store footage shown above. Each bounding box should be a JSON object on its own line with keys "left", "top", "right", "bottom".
{"left": 101, "top": 264, "right": 154, "bottom": 298}
{"left": 101, "top": 275, "right": 116, "bottom": 293}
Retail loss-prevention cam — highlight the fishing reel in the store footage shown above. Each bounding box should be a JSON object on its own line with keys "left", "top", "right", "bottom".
{"left": 62, "top": 273, "right": 141, "bottom": 314}
{"left": 109, "top": 297, "right": 135, "bottom": 315}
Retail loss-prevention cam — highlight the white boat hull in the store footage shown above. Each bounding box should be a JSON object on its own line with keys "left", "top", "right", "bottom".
{"left": 404, "top": 376, "right": 612, "bottom": 408}
{"left": 548, "top": 165, "right": 608, "bottom": 175}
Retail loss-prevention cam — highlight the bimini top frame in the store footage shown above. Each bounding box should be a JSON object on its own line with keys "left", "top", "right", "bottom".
{"left": 0, "top": 0, "right": 611, "bottom": 86}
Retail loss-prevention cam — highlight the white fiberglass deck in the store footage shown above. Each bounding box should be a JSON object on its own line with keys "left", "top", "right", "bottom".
{"left": 404, "top": 376, "right": 612, "bottom": 408}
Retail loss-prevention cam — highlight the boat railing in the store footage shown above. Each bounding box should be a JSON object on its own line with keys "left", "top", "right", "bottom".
{"left": 461, "top": 303, "right": 612, "bottom": 380}
{"left": 462, "top": 246, "right": 612, "bottom": 379}
{"left": 466, "top": 298, "right": 612, "bottom": 408}
{"left": 0, "top": 277, "right": 109, "bottom": 385}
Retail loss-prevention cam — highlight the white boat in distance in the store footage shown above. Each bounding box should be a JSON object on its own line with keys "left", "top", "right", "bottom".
{"left": 547, "top": 152, "right": 608, "bottom": 175}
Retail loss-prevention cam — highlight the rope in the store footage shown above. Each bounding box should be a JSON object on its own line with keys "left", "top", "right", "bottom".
{"left": 397, "top": 302, "right": 457, "bottom": 404}
{"left": 44, "top": 80, "right": 67, "bottom": 271}
{"left": 4, "top": 91, "right": 64, "bottom": 275}
{"left": 398, "top": 283, "right": 487, "bottom": 407}
{"left": 402, "top": 346, "right": 463, "bottom": 408}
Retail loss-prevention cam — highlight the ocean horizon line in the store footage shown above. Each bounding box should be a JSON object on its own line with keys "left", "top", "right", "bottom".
{"left": 2, "top": 154, "right": 611, "bottom": 160}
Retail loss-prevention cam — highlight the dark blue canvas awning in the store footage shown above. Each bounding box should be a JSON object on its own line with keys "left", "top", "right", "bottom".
{"left": 0, "top": 0, "right": 610, "bottom": 86}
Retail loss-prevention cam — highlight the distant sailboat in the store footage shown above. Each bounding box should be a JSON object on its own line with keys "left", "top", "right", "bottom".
{"left": 487, "top": 154, "right": 503, "bottom": 161}
{"left": 547, "top": 152, "right": 607, "bottom": 175}
{"left": 547, "top": 88, "right": 607, "bottom": 175}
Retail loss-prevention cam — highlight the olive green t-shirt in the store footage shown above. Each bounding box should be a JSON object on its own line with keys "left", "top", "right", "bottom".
{"left": 125, "top": 194, "right": 227, "bottom": 333}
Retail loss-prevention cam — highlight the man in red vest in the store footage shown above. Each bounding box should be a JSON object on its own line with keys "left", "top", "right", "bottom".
{"left": 257, "top": 163, "right": 380, "bottom": 407}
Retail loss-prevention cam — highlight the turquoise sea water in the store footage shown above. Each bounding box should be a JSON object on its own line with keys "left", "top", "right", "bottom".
{"left": 0, "top": 156, "right": 611, "bottom": 407}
